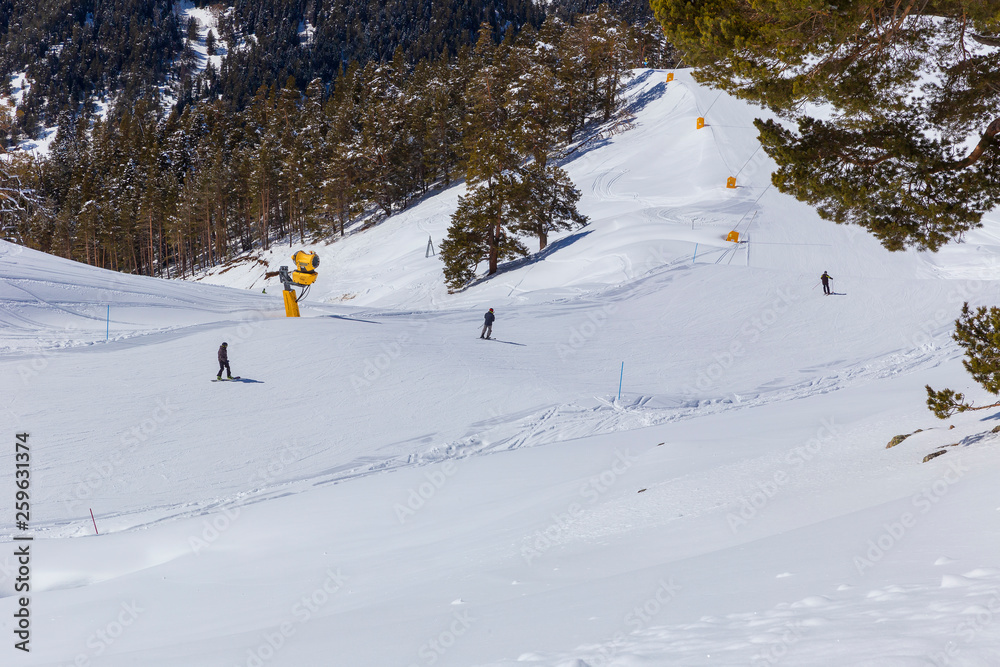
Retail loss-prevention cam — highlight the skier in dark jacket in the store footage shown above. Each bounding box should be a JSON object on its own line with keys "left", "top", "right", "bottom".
{"left": 820, "top": 271, "right": 833, "bottom": 295}
{"left": 481, "top": 308, "right": 495, "bottom": 339}
{"left": 217, "top": 342, "right": 233, "bottom": 379}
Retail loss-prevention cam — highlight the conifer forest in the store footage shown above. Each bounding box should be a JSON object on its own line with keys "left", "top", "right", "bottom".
{"left": 0, "top": 1, "right": 671, "bottom": 282}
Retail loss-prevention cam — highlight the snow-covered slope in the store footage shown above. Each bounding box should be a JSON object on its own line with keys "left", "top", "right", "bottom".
{"left": 2, "top": 70, "right": 1000, "bottom": 666}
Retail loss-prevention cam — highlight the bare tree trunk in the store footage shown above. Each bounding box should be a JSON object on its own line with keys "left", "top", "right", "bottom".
{"left": 489, "top": 218, "right": 500, "bottom": 275}
{"left": 148, "top": 211, "right": 155, "bottom": 276}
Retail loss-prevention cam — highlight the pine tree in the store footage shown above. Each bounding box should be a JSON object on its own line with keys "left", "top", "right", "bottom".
{"left": 275, "top": 77, "right": 304, "bottom": 244}
{"left": 298, "top": 78, "right": 329, "bottom": 238}
{"left": 504, "top": 34, "right": 588, "bottom": 251}
{"left": 440, "top": 183, "right": 528, "bottom": 289}
{"left": 506, "top": 39, "right": 565, "bottom": 167}
{"left": 0, "top": 153, "right": 43, "bottom": 245}
{"left": 244, "top": 83, "right": 280, "bottom": 250}
{"left": 418, "top": 53, "right": 466, "bottom": 187}
{"left": 358, "top": 59, "right": 411, "bottom": 217}
{"left": 440, "top": 27, "right": 525, "bottom": 286}
{"left": 186, "top": 16, "right": 199, "bottom": 42}
{"left": 512, "top": 162, "right": 587, "bottom": 251}
{"left": 927, "top": 303, "right": 1000, "bottom": 418}
{"left": 577, "top": 6, "right": 632, "bottom": 123}
{"left": 323, "top": 64, "right": 363, "bottom": 237}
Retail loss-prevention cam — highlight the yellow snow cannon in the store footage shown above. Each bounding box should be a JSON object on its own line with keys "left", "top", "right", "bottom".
{"left": 279, "top": 251, "right": 320, "bottom": 317}
{"left": 291, "top": 251, "right": 320, "bottom": 285}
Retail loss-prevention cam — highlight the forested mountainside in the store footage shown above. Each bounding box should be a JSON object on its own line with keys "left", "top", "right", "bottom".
{"left": 0, "top": 2, "right": 670, "bottom": 280}
{"left": 0, "top": 0, "right": 183, "bottom": 136}
{"left": 0, "top": 0, "right": 651, "bottom": 139}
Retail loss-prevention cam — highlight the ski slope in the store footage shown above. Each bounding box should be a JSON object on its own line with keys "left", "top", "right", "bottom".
{"left": 2, "top": 69, "right": 1000, "bottom": 666}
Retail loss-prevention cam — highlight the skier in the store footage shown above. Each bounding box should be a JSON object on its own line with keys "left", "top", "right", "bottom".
{"left": 481, "top": 308, "right": 495, "bottom": 339}
{"left": 217, "top": 342, "right": 233, "bottom": 380}
{"left": 820, "top": 271, "right": 833, "bottom": 295}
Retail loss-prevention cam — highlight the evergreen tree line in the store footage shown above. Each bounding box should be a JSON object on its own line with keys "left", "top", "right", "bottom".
{"left": 0, "top": 0, "right": 650, "bottom": 144}
{"left": 211, "top": 0, "right": 546, "bottom": 114}
{"left": 2, "top": 10, "right": 672, "bottom": 280}
{"left": 0, "top": 0, "right": 183, "bottom": 140}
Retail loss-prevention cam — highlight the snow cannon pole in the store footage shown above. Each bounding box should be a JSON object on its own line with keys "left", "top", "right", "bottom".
{"left": 279, "top": 266, "right": 301, "bottom": 317}
{"left": 90, "top": 508, "right": 99, "bottom": 535}
{"left": 618, "top": 362, "right": 624, "bottom": 402}
{"left": 282, "top": 288, "right": 301, "bottom": 317}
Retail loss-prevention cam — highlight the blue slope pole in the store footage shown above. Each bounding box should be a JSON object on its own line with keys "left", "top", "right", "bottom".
{"left": 618, "top": 362, "right": 624, "bottom": 401}
{"left": 106, "top": 305, "right": 109, "bottom": 340}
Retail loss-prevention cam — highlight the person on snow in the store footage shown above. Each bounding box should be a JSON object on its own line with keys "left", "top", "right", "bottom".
{"left": 481, "top": 308, "right": 495, "bottom": 339}
{"left": 217, "top": 342, "right": 233, "bottom": 379}
{"left": 820, "top": 271, "right": 833, "bottom": 295}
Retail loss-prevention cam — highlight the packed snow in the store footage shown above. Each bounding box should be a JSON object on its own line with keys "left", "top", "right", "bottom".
{"left": 2, "top": 69, "right": 1000, "bottom": 666}
{"left": 178, "top": 1, "right": 227, "bottom": 76}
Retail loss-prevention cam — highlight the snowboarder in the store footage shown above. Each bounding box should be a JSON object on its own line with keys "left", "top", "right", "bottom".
{"left": 481, "top": 308, "right": 495, "bottom": 339}
{"left": 820, "top": 271, "right": 833, "bottom": 295}
{"left": 217, "top": 342, "right": 233, "bottom": 379}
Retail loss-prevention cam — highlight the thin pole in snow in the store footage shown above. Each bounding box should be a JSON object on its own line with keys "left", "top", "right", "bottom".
{"left": 693, "top": 243, "right": 698, "bottom": 263}
{"left": 618, "top": 362, "right": 624, "bottom": 401}
{"left": 106, "top": 305, "right": 109, "bottom": 340}
{"left": 90, "top": 508, "right": 99, "bottom": 535}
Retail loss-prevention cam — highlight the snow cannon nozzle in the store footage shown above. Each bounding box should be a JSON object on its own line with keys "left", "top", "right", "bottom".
{"left": 292, "top": 251, "right": 319, "bottom": 278}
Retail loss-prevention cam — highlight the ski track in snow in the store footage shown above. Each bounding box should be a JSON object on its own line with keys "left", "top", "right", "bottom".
{"left": 5, "top": 316, "right": 954, "bottom": 540}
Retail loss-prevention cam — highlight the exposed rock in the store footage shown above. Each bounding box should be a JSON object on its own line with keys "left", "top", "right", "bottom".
{"left": 991, "top": 425, "right": 1000, "bottom": 433}
{"left": 923, "top": 450, "right": 947, "bottom": 463}
{"left": 886, "top": 434, "right": 912, "bottom": 448}
{"left": 886, "top": 429, "right": 926, "bottom": 448}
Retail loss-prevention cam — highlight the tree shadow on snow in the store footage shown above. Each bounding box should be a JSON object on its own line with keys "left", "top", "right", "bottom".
{"left": 326, "top": 314, "right": 381, "bottom": 324}
{"left": 462, "top": 230, "right": 594, "bottom": 291}
{"left": 953, "top": 431, "right": 995, "bottom": 447}
{"left": 626, "top": 80, "right": 668, "bottom": 117}
{"left": 550, "top": 71, "right": 665, "bottom": 168}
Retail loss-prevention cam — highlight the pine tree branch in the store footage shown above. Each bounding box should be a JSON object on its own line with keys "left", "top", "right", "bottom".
{"left": 959, "top": 399, "right": 1000, "bottom": 412}
{"left": 971, "top": 33, "right": 1000, "bottom": 47}
{"left": 802, "top": 0, "right": 927, "bottom": 82}
{"left": 830, "top": 149, "right": 896, "bottom": 168}
{"left": 932, "top": 117, "right": 1000, "bottom": 172}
